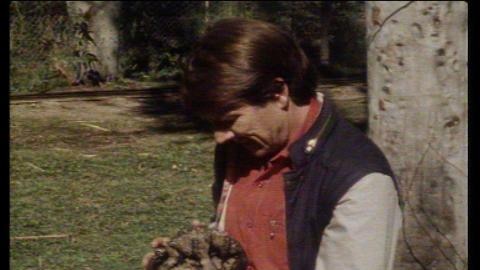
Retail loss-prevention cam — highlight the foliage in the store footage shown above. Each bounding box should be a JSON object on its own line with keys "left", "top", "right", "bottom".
{"left": 10, "top": 1, "right": 107, "bottom": 93}
{"left": 10, "top": 1, "right": 74, "bottom": 93}
{"left": 72, "top": 21, "right": 100, "bottom": 70}
{"left": 118, "top": 1, "right": 205, "bottom": 81}
{"left": 10, "top": 1, "right": 367, "bottom": 92}
{"left": 252, "top": 1, "right": 366, "bottom": 76}
{"left": 329, "top": 2, "right": 366, "bottom": 72}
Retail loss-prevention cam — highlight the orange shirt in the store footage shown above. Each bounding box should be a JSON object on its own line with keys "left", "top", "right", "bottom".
{"left": 224, "top": 98, "right": 321, "bottom": 270}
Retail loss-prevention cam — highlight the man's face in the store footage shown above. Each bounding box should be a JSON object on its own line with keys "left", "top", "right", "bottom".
{"left": 209, "top": 101, "right": 290, "bottom": 158}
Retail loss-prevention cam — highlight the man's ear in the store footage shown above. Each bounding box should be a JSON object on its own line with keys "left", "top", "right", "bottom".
{"left": 273, "top": 77, "right": 289, "bottom": 110}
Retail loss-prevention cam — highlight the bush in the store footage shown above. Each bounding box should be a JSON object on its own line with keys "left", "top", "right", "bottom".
{"left": 10, "top": 1, "right": 78, "bottom": 93}
{"left": 10, "top": 1, "right": 367, "bottom": 93}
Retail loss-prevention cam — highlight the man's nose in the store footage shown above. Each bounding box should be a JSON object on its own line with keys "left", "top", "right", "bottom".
{"left": 214, "top": 130, "right": 235, "bottom": 144}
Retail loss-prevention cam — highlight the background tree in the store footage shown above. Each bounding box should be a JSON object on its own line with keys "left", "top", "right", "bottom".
{"left": 254, "top": 1, "right": 366, "bottom": 78}
{"left": 10, "top": 1, "right": 367, "bottom": 90}
{"left": 66, "top": 1, "right": 120, "bottom": 81}
{"left": 367, "top": 2, "right": 467, "bottom": 269}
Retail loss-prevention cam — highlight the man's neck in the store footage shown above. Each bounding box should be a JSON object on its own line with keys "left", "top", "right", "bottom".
{"left": 288, "top": 99, "right": 317, "bottom": 137}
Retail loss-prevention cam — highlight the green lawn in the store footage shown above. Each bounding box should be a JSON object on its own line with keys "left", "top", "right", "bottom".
{"left": 10, "top": 102, "right": 216, "bottom": 270}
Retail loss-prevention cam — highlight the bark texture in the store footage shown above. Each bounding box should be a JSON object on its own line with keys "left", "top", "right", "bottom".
{"left": 67, "top": 1, "right": 120, "bottom": 79}
{"left": 367, "top": 2, "right": 467, "bottom": 269}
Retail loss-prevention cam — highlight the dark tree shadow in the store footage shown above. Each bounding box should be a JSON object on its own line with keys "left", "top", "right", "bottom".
{"left": 129, "top": 87, "right": 213, "bottom": 135}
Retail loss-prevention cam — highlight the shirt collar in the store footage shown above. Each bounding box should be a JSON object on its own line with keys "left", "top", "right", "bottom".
{"left": 268, "top": 97, "right": 322, "bottom": 166}
{"left": 287, "top": 94, "right": 338, "bottom": 169}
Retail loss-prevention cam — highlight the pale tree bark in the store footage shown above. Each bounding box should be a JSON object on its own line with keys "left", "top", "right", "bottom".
{"left": 205, "top": 1, "right": 210, "bottom": 24}
{"left": 367, "top": 2, "right": 467, "bottom": 270}
{"left": 223, "top": 1, "right": 240, "bottom": 18}
{"left": 67, "top": 1, "right": 120, "bottom": 80}
{"left": 215, "top": 1, "right": 241, "bottom": 19}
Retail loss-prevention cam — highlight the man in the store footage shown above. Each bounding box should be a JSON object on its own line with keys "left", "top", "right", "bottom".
{"left": 150, "top": 18, "right": 402, "bottom": 270}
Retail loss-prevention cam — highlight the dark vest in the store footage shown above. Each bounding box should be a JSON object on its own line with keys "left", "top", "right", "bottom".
{"left": 212, "top": 97, "right": 399, "bottom": 270}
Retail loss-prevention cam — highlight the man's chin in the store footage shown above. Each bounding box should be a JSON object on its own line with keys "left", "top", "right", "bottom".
{"left": 250, "top": 148, "right": 269, "bottom": 157}
{"left": 242, "top": 144, "right": 273, "bottom": 159}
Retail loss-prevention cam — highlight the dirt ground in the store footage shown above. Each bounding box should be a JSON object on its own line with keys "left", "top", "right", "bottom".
{"left": 12, "top": 96, "right": 165, "bottom": 130}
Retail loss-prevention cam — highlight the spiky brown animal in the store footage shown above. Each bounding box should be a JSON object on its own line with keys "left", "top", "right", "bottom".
{"left": 144, "top": 221, "right": 247, "bottom": 270}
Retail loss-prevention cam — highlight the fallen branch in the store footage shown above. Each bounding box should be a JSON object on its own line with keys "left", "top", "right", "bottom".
{"left": 25, "top": 162, "right": 46, "bottom": 172}
{"left": 11, "top": 234, "right": 70, "bottom": 241}
{"left": 79, "top": 123, "right": 110, "bottom": 132}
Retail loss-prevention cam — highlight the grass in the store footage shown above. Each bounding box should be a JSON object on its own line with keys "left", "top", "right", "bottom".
{"left": 10, "top": 104, "right": 216, "bottom": 270}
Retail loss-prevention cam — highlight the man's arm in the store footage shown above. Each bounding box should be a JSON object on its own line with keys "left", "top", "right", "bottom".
{"left": 315, "top": 173, "right": 402, "bottom": 270}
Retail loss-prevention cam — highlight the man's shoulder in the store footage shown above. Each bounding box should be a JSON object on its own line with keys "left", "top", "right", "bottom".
{"left": 303, "top": 117, "right": 397, "bottom": 202}
{"left": 319, "top": 118, "right": 392, "bottom": 176}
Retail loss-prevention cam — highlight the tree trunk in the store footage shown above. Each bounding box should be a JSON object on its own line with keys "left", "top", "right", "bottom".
{"left": 205, "top": 1, "right": 210, "bottom": 24}
{"left": 318, "top": 2, "right": 334, "bottom": 65}
{"left": 67, "top": 1, "right": 120, "bottom": 80}
{"left": 367, "top": 2, "right": 467, "bottom": 270}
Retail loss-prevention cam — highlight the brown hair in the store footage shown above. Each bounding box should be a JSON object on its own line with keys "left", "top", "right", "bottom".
{"left": 181, "top": 18, "right": 317, "bottom": 118}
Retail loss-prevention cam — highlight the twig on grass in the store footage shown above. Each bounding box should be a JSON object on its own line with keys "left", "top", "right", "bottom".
{"left": 79, "top": 123, "right": 110, "bottom": 132}
{"left": 11, "top": 234, "right": 71, "bottom": 241}
{"left": 25, "top": 162, "right": 46, "bottom": 172}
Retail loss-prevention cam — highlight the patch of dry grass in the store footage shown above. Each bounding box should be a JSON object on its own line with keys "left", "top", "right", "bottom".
{"left": 10, "top": 99, "right": 216, "bottom": 270}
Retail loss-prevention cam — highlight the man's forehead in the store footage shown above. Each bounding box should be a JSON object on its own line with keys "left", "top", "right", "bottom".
{"left": 203, "top": 105, "right": 250, "bottom": 122}
{"left": 204, "top": 110, "right": 238, "bottom": 123}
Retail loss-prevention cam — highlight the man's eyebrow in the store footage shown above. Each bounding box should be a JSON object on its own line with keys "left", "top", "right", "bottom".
{"left": 222, "top": 114, "right": 239, "bottom": 120}
{"left": 218, "top": 113, "right": 240, "bottom": 122}
{"left": 209, "top": 114, "right": 239, "bottom": 127}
